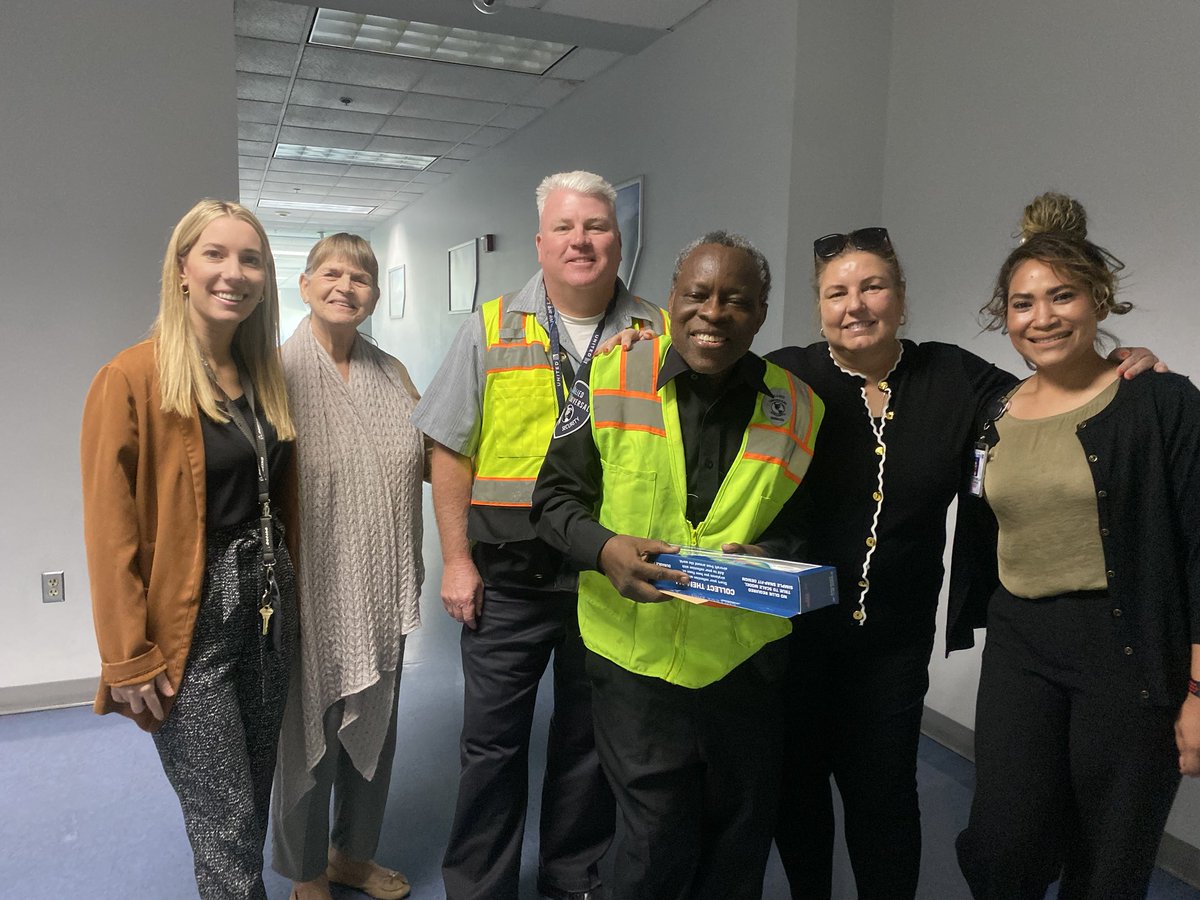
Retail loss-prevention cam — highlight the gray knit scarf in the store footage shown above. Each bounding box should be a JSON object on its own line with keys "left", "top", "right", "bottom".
{"left": 275, "top": 317, "right": 424, "bottom": 813}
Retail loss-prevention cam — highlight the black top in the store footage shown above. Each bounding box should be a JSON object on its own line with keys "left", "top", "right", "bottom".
{"left": 764, "top": 340, "right": 1015, "bottom": 649}
{"left": 949, "top": 372, "right": 1200, "bottom": 707}
{"left": 201, "top": 393, "right": 293, "bottom": 532}
{"left": 533, "top": 347, "right": 804, "bottom": 571}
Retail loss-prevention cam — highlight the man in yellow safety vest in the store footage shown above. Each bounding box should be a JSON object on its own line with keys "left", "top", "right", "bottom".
{"left": 533, "top": 231, "right": 823, "bottom": 900}
{"left": 412, "top": 171, "right": 665, "bottom": 900}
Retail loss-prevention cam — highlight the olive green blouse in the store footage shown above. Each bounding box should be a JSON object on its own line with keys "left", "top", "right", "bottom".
{"left": 985, "top": 379, "right": 1119, "bottom": 598}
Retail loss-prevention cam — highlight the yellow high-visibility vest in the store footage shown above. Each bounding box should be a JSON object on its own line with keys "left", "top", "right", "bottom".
{"left": 580, "top": 334, "right": 823, "bottom": 687}
{"left": 471, "top": 294, "right": 667, "bottom": 510}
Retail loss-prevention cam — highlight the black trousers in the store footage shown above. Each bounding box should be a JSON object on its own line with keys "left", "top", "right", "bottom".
{"left": 586, "top": 646, "right": 786, "bottom": 900}
{"left": 776, "top": 625, "right": 933, "bottom": 900}
{"left": 956, "top": 588, "right": 1182, "bottom": 900}
{"left": 441, "top": 586, "right": 613, "bottom": 900}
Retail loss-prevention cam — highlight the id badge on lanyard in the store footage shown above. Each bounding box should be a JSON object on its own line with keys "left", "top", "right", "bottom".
{"left": 969, "top": 393, "right": 1013, "bottom": 497}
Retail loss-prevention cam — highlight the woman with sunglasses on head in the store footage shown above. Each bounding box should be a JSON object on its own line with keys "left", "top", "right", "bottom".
{"left": 80, "top": 198, "right": 298, "bottom": 899}
{"left": 951, "top": 193, "right": 1200, "bottom": 899}
{"left": 761, "top": 224, "right": 1164, "bottom": 900}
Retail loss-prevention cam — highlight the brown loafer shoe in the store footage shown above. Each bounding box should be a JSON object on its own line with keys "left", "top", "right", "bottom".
{"left": 325, "top": 856, "right": 411, "bottom": 900}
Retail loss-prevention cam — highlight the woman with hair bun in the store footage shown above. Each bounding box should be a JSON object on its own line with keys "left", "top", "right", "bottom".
{"left": 80, "top": 198, "right": 298, "bottom": 899}
{"left": 954, "top": 192, "right": 1200, "bottom": 899}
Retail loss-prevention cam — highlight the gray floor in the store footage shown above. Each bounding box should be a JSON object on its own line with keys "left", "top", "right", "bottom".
{"left": 2, "top": 497, "right": 1196, "bottom": 898}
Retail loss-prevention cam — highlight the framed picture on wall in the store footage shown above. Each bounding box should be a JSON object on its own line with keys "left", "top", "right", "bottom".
{"left": 388, "top": 264, "right": 406, "bottom": 319}
{"left": 614, "top": 176, "right": 643, "bottom": 291}
{"left": 448, "top": 239, "right": 478, "bottom": 313}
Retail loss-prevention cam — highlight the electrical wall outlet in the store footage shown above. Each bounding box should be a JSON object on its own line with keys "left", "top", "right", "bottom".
{"left": 42, "top": 571, "right": 65, "bottom": 603}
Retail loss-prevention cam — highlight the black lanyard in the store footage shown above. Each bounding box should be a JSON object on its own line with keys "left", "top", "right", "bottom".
{"left": 221, "top": 369, "right": 282, "bottom": 648}
{"left": 544, "top": 296, "right": 614, "bottom": 413}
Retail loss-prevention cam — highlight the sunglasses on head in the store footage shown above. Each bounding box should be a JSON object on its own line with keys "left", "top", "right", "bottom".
{"left": 813, "top": 227, "right": 893, "bottom": 260}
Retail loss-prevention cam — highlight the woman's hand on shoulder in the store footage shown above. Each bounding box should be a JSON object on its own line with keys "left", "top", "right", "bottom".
{"left": 109, "top": 672, "right": 175, "bottom": 721}
{"left": 1176, "top": 692, "right": 1200, "bottom": 777}
{"left": 1110, "top": 346, "right": 1169, "bottom": 379}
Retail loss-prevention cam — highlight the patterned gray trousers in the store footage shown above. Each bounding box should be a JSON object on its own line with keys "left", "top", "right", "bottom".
{"left": 152, "top": 522, "right": 297, "bottom": 900}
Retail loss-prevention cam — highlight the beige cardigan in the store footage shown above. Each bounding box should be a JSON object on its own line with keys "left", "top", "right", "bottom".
{"left": 80, "top": 339, "right": 297, "bottom": 732}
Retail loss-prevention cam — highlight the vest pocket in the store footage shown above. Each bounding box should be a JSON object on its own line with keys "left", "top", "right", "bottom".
{"left": 490, "top": 382, "right": 555, "bottom": 459}
{"left": 597, "top": 461, "right": 657, "bottom": 537}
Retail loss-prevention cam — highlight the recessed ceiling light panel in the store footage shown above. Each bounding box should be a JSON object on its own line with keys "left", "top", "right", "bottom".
{"left": 310, "top": 8, "right": 574, "bottom": 75}
{"left": 274, "top": 143, "right": 438, "bottom": 170}
{"left": 260, "top": 198, "right": 377, "bottom": 214}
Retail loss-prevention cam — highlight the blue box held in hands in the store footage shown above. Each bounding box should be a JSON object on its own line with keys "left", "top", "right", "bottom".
{"left": 653, "top": 547, "right": 838, "bottom": 618}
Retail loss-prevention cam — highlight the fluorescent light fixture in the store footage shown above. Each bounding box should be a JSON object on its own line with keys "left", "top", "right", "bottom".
{"left": 310, "top": 8, "right": 574, "bottom": 76}
{"left": 259, "top": 199, "right": 376, "bottom": 214}
{"left": 274, "top": 143, "right": 437, "bottom": 170}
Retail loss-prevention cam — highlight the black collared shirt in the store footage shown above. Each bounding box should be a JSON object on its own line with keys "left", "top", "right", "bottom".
{"left": 532, "top": 346, "right": 790, "bottom": 570}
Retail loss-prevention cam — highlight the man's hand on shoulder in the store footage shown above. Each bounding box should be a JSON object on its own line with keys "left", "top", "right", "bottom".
{"left": 595, "top": 326, "right": 657, "bottom": 357}
{"left": 598, "top": 534, "right": 686, "bottom": 603}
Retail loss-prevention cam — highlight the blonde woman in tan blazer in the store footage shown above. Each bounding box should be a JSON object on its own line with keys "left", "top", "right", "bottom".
{"left": 81, "top": 199, "right": 298, "bottom": 900}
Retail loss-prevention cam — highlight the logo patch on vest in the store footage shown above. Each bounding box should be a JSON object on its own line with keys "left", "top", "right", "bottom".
{"left": 762, "top": 389, "right": 791, "bottom": 425}
{"left": 553, "top": 379, "right": 591, "bottom": 439}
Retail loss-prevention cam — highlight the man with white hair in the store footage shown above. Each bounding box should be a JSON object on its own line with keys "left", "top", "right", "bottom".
{"left": 412, "top": 171, "right": 666, "bottom": 900}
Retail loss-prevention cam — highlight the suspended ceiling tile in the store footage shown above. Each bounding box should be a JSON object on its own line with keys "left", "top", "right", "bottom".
{"left": 264, "top": 172, "right": 342, "bottom": 187}
{"left": 379, "top": 115, "right": 479, "bottom": 142}
{"left": 238, "top": 155, "right": 268, "bottom": 171}
{"left": 545, "top": 47, "right": 623, "bottom": 80}
{"left": 441, "top": 142, "right": 484, "bottom": 160}
{"left": 396, "top": 93, "right": 506, "bottom": 125}
{"left": 428, "top": 157, "right": 470, "bottom": 174}
{"left": 260, "top": 189, "right": 331, "bottom": 202}
{"left": 541, "top": 0, "right": 708, "bottom": 30}
{"left": 277, "top": 125, "right": 374, "bottom": 150}
{"left": 236, "top": 36, "right": 301, "bottom": 76}
{"left": 289, "top": 78, "right": 406, "bottom": 115}
{"left": 239, "top": 99, "right": 284, "bottom": 125}
{"left": 269, "top": 158, "right": 352, "bottom": 176}
{"left": 282, "top": 104, "right": 388, "bottom": 134}
{"left": 339, "top": 172, "right": 417, "bottom": 190}
{"left": 237, "top": 72, "right": 290, "bottom": 103}
{"left": 325, "top": 186, "right": 390, "bottom": 201}
{"left": 235, "top": 0, "right": 314, "bottom": 43}
{"left": 363, "top": 134, "right": 455, "bottom": 156}
{"left": 299, "top": 46, "right": 427, "bottom": 92}
{"left": 412, "top": 170, "right": 449, "bottom": 184}
{"left": 238, "top": 121, "right": 277, "bottom": 142}
{"left": 463, "top": 125, "right": 511, "bottom": 147}
{"left": 239, "top": 139, "right": 274, "bottom": 157}
{"left": 518, "top": 77, "right": 578, "bottom": 108}
{"left": 488, "top": 104, "right": 543, "bottom": 129}
{"left": 412, "top": 63, "right": 538, "bottom": 105}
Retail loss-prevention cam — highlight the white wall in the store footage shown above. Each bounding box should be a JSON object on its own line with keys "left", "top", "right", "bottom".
{"left": 0, "top": 0, "right": 239, "bottom": 690}
{"left": 371, "top": 0, "right": 803, "bottom": 390}
{"left": 783, "top": 0, "right": 894, "bottom": 346}
{"left": 883, "top": 0, "right": 1200, "bottom": 847}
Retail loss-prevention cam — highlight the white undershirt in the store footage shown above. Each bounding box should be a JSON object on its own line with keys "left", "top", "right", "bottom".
{"left": 557, "top": 309, "right": 606, "bottom": 360}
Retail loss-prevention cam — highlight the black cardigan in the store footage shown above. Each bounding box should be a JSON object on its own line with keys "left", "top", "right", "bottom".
{"left": 947, "top": 372, "right": 1200, "bottom": 707}
{"left": 766, "top": 340, "right": 1015, "bottom": 650}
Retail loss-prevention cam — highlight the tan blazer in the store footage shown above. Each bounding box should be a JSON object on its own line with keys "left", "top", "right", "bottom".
{"left": 80, "top": 339, "right": 297, "bottom": 732}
